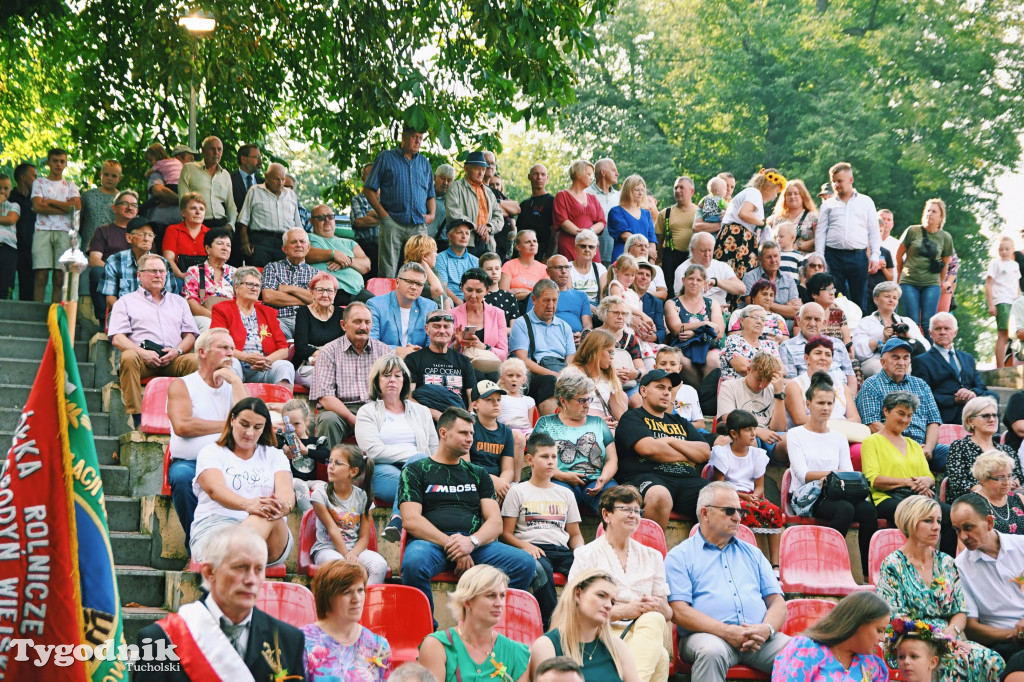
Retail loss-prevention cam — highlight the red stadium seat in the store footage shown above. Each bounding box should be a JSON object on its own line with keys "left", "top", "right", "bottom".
{"left": 779, "top": 525, "right": 875, "bottom": 597}
{"left": 495, "top": 588, "right": 543, "bottom": 645}
{"left": 868, "top": 528, "right": 905, "bottom": 586}
{"left": 161, "top": 444, "right": 172, "bottom": 496}
{"left": 244, "top": 382, "right": 294, "bottom": 404}
{"left": 298, "top": 509, "right": 384, "bottom": 579}
{"left": 189, "top": 556, "right": 286, "bottom": 578}
{"left": 782, "top": 598, "right": 835, "bottom": 635}
{"left": 139, "top": 376, "right": 174, "bottom": 435}
{"left": 366, "top": 278, "right": 397, "bottom": 296}
{"left": 938, "top": 424, "right": 967, "bottom": 445}
{"left": 688, "top": 522, "right": 758, "bottom": 547}
{"left": 256, "top": 581, "right": 316, "bottom": 628}
{"left": 360, "top": 584, "right": 433, "bottom": 667}
{"left": 701, "top": 463, "right": 715, "bottom": 480}
{"left": 400, "top": 529, "right": 457, "bottom": 581}
{"left": 595, "top": 518, "right": 667, "bottom": 557}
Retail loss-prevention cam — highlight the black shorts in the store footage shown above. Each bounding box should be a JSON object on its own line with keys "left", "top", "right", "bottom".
{"left": 627, "top": 474, "right": 708, "bottom": 519}
{"left": 528, "top": 373, "right": 557, "bottom": 404}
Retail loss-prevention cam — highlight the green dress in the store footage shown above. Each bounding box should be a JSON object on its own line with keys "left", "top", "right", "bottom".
{"left": 544, "top": 629, "right": 621, "bottom": 682}
{"left": 877, "top": 549, "right": 1005, "bottom": 681}
{"left": 425, "top": 627, "right": 529, "bottom": 682}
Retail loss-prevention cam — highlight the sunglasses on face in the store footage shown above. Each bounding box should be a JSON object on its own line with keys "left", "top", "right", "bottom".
{"left": 707, "top": 505, "right": 741, "bottom": 517}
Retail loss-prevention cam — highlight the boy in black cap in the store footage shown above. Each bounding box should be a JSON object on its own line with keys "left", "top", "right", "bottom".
{"left": 469, "top": 379, "right": 518, "bottom": 502}
{"left": 614, "top": 369, "right": 711, "bottom": 528}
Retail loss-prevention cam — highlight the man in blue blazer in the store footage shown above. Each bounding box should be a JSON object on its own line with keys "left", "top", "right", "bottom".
{"left": 368, "top": 261, "right": 437, "bottom": 354}
{"left": 911, "top": 312, "right": 996, "bottom": 425}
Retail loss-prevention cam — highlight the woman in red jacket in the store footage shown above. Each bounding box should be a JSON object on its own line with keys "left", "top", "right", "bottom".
{"left": 211, "top": 266, "right": 295, "bottom": 385}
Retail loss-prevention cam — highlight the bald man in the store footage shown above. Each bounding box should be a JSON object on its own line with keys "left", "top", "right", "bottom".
{"left": 519, "top": 164, "right": 556, "bottom": 260}
{"left": 238, "top": 162, "right": 303, "bottom": 267}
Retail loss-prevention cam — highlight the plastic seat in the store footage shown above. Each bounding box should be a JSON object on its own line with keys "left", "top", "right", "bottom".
{"left": 399, "top": 529, "right": 457, "bottom": 582}
{"left": 495, "top": 588, "right": 543, "bottom": 645}
{"left": 938, "top": 477, "right": 948, "bottom": 503}
{"left": 781, "top": 598, "right": 835, "bottom": 635}
{"left": 868, "top": 528, "right": 906, "bottom": 586}
{"left": 688, "top": 523, "right": 757, "bottom": 546}
{"left": 161, "top": 444, "right": 172, "bottom": 496}
{"left": 360, "top": 584, "right": 433, "bottom": 667}
{"left": 189, "top": 556, "right": 287, "bottom": 578}
{"left": 701, "top": 463, "right": 714, "bottom": 480}
{"left": 938, "top": 424, "right": 967, "bottom": 445}
{"left": 366, "top": 278, "right": 397, "bottom": 296}
{"left": 244, "top": 382, "right": 294, "bottom": 404}
{"left": 298, "top": 508, "right": 383, "bottom": 578}
{"left": 256, "top": 581, "right": 316, "bottom": 628}
{"left": 595, "top": 518, "right": 667, "bottom": 557}
{"left": 779, "top": 525, "right": 875, "bottom": 597}
{"left": 139, "top": 376, "right": 174, "bottom": 435}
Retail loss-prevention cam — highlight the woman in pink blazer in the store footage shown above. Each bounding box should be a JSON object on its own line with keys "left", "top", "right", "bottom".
{"left": 450, "top": 268, "right": 509, "bottom": 373}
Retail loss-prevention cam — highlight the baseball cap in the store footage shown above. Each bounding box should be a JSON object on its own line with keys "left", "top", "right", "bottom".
{"left": 880, "top": 338, "right": 913, "bottom": 355}
{"left": 170, "top": 144, "right": 198, "bottom": 156}
{"left": 638, "top": 369, "right": 681, "bottom": 388}
{"left": 471, "top": 380, "right": 507, "bottom": 401}
{"left": 126, "top": 216, "right": 155, "bottom": 233}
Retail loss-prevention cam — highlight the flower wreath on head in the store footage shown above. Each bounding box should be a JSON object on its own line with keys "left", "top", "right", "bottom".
{"left": 883, "top": 618, "right": 956, "bottom": 668}
{"left": 758, "top": 168, "right": 788, "bottom": 190}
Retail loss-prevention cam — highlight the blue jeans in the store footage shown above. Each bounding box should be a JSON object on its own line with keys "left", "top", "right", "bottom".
{"left": 825, "top": 247, "right": 869, "bottom": 311}
{"left": 373, "top": 453, "right": 428, "bottom": 517}
{"left": 168, "top": 459, "right": 198, "bottom": 551}
{"left": 900, "top": 284, "right": 940, "bottom": 342}
{"left": 402, "top": 538, "right": 535, "bottom": 618}
{"left": 930, "top": 443, "right": 949, "bottom": 472}
{"left": 554, "top": 478, "right": 618, "bottom": 516}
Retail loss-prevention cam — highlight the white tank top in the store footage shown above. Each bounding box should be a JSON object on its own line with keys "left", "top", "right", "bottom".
{"left": 169, "top": 372, "right": 236, "bottom": 461}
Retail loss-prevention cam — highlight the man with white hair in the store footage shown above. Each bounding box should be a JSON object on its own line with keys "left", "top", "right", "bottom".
{"left": 674, "top": 231, "right": 744, "bottom": 306}
{"left": 779, "top": 302, "right": 857, "bottom": 395}
{"left": 665, "top": 481, "right": 789, "bottom": 681}
{"left": 137, "top": 526, "right": 306, "bottom": 680}
{"left": 237, "top": 162, "right": 302, "bottom": 267}
{"left": 167, "top": 328, "right": 249, "bottom": 551}
{"left": 259, "top": 228, "right": 317, "bottom": 338}
{"left": 427, "top": 163, "right": 456, "bottom": 239}
{"left": 911, "top": 312, "right": 995, "bottom": 425}
{"left": 587, "top": 158, "right": 619, "bottom": 267}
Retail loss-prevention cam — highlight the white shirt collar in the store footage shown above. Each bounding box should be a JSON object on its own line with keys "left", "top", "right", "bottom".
{"left": 205, "top": 593, "right": 254, "bottom": 628}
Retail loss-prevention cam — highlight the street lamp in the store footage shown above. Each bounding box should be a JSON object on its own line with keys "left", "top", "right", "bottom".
{"left": 178, "top": 10, "right": 217, "bottom": 150}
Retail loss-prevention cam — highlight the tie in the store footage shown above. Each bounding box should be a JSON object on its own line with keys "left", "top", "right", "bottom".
{"left": 947, "top": 348, "right": 960, "bottom": 379}
{"left": 246, "top": 174, "right": 254, "bottom": 190}
{"left": 220, "top": 616, "right": 244, "bottom": 656}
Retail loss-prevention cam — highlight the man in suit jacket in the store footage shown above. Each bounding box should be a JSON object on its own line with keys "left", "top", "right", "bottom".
{"left": 367, "top": 261, "right": 437, "bottom": 356}
{"left": 911, "top": 312, "right": 996, "bottom": 425}
{"left": 136, "top": 526, "right": 305, "bottom": 681}
{"left": 228, "top": 145, "right": 264, "bottom": 266}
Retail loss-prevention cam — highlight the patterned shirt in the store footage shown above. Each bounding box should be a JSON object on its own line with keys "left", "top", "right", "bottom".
{"left": 183, "top": 262, "right": 237, "bottom": 305}
{"left": 435, "top": 248, "right": 479, "bottom": 294}
{"left": 855, "top": 371, "right": 941, "bottom": 443}
{"left": 260, "top": 258, "right": 317, "bottom": 321}
{"left": 100, "top": 251, "right": 173, "bottom": 297}
{"left": 363, "top": 147, "right": 435, "bottom": 225}
{"left": 350, "top": 193, "right": 379, "bottom": 242}
{"left": 31, "top": 176, "right": 80, "bottom": 231}
{"left": 309, "top": 335, "right": 391, "bottom": 404}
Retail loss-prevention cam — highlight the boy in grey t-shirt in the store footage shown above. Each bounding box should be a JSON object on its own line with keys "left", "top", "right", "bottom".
{"left": 501, "top": 432, "right": 584, "bottom": 627}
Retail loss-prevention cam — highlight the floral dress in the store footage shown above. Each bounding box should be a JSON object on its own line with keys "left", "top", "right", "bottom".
{"left": 989, "top": 494, "right": 1024, "bottom": 535}
{"left": 944, "top": 438, "right": 1023, "bottom": 502}
{"left": 726, "top": 309, "right": 790, "bottom": 345}
{"left": 720, "top": 333, "right": 780, "bottom": 381}
{"left": 821, "top": 304, "right": 848, "bottom": 341}
{"left": 302, "top": 623, "right": 392, "bottom": 682}
{"left": 772, "top": 635, "right": 888, "bottom": 682}
{"left": 877, "top": 549, "right": 1005, "bottom": 682}
{"left": 183, "top": 262, "right": 237, "bottom": 305}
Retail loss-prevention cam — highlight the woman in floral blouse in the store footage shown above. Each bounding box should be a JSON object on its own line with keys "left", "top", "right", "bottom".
{"left": 971, "top": 451, "right": 1024, "bottom": 535}
{"left": 945, "top": 396, "right": 1024, "bottom": 502}
{"left": 720, "top": 305, "right": 780, "bottom": 381}
{"left": 182, "top": 227, "right": 235, "bottom": 333}
{"left": 303, "top": 559, "right": 392, "bottom": 681}
{"left": 877, "top": 495, "right": 1005, "bottom": 682}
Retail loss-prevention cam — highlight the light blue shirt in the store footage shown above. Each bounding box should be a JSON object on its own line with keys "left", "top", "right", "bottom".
{"left": 526, "top": 288, "right": 591, "bottom": 333}
{"left": 435, "top": 247, "right": 479, "bottom": 294}
{"left": 665, "top": 528, "right": 782, "bottom": 635}
{"left": 509, "top": 310, "right": 575, "bottom": 362}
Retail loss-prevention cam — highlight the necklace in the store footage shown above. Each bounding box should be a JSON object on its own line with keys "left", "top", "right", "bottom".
{"left": 582, "top": 638, "right": 601, "bottom": 661}
{"left": 990, "top": 501, "right": 1011, "bottom": 521}
{"left": 456, "top": 627, "right": 494, "bottom": 656}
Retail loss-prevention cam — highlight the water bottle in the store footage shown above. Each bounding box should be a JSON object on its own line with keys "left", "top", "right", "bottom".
{"left": 282, "top": 415, "right": 302, "bottom": 454}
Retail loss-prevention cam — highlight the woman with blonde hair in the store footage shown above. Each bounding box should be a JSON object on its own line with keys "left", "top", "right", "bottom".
{"left": 608, "top": 175, "right": 657, "bottom": 262}
{"left": 713, "top": 168, "right": 787, "bottom": 285}
{"left": 895, "top": 198, "right": 953, "bottom": 343}
{"left": 404, "top": 233, "right": 446, "bottom": 307}
{"left": 554, "top": 160, "right": 607, "bottom": 262}
{"left": 767, "top": 178, "right": 818, "bottom": 254}
{"left": 570, "top": 328, "right": 627, "bottom": 425}
{"left": 418, "top": 564, "right": 530, "bottom": 682}
{"left": 528, "top": 569, "right": 639, "bottom": 682}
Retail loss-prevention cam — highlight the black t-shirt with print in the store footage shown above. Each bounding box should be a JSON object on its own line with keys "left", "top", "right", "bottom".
{"left": 470, "top": 420, "right": 514, "bottom": 477}
{"left": 615, "top": 407, "right": 703, "bottom": 480}
{"left": 404, "top": 346, "right": 476, "bottom": 405}
{"left": 398, "top": 457, "right": 495, "bottom": 536}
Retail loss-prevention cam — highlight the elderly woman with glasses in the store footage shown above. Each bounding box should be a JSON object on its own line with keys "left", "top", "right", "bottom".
{"left": 570, "top": 229, "right": 607, "bottom": 306}
{"left": 625, "top": 233, "right": 667, "bottom": 301}
{"left": 720, "top": 304, "right": 780, "bottom": 381}
{"left": 852, "top": 281, "right": 929, "bottom": 378}
{"left": 971, "top": 451, "right": 1024, "bottom": 535}
{"left": 306, "top": 205, "right": 374, "bottom": 306}
{"left": 211, "top": 266, "right": 295, "bottom": 386}
{"left": 564, "top": 486, "right": 670, "bottom": 682}
{"left": 534, "top": 373, "right": 618, "bottom": 516}
{"left": 292, "top": 272, "right": 344, "bottom": 388}
{"left": 946, "top": 396, "right": 1024, "bottom": 502}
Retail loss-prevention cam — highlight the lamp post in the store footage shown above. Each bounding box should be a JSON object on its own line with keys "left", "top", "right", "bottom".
{"left": 178, "top": 11, "right": 217, "bottom": 150}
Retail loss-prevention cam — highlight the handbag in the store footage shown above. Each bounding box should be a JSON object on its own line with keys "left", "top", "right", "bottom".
{"left": 612, "top": 347, "right": 638, "bottom": 390}
{"left": 464, "top": 346, "right": 502, "bottom": 374}
{"left": 820, "top": 471, "right": 871, "bottom": 503}
{"left": 176, "top": 254, "right": 208, "bottom": 272}
{"left": 912, "top": 227, "right": 945, "bottom": 274}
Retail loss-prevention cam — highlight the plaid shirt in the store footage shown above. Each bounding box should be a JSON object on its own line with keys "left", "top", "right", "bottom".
{"left": 260, "top": 258, "right": 317, "bottom": 321}
{"left": 363, "top": 148, "right": 435, "bottom": 225}
{"left": 100, "top": 251, "right": 173, "bottom": 297}
{"left": 350, "top": 193, "right": 379, "bottom": 242}
{"left": 309, "top": 335, "right": 391, "bottom": 404}
{"left": 855, "top": 371, "right": 941, "bottom": 443}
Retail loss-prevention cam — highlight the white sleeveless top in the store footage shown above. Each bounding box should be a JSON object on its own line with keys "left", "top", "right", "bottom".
{"left": 169, "top": 371, "right": 236, "bottom": 461}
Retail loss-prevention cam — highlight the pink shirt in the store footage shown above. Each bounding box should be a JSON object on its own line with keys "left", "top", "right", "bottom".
{"left": 501, "top": 258, "right": 549, "bottom": 291}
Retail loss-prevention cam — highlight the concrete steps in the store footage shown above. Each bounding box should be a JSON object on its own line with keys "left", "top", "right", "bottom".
{"left": 0, "top": 337, "right": 89, "bottom": 360}
{"left": 0, "top": 383, "right": 104, "bottom": 412}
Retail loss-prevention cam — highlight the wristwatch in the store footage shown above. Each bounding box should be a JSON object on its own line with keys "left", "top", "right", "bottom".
{"left": 469, "top": 535, "right": 480, "bottom": 548}
{"left": 765, "top": 623, "right": 776, "bottom": 639}
{"left": 953, "top": 624, "right": 962, "bottom": 638}
{"left": 773, "top": 392, "right": 786, "bottom": 400}
{"left": 710, "top": 277, "right": 718, "bottom": 287}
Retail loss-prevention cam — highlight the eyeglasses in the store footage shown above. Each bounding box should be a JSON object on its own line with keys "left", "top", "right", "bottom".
{"left": 548, "top": 265, "right": 571, "bottom": 271}
{"left": 312, "top": 214, "right": 335, "bottom": 222}
{"left": 707, "top": 505, "right": 741, "bottom": 516}
{"left": 239, "top": 282, "right": 261, "bottom": 290}
{"left": 571, "top": 396, "right": 592, "bottom": 405}
{"left": 987, "top": 475, "right": 1013, "bottom": 483}
{"left": 613, "top": 506, "right": 643, "bottom": 516}
{"left": 116, "top": 201, "right": 139, "bottom": 208}
{"left": 397, "top": 276, "right": 426, "bottom": 288}
{"left": 133, "top": 232, "right": 156, "bottom": 240}
{"left": 427, "top": 314, "right": 454, "bottom": 323}
{"left": 974, "top": 413, "right": 999, "bottom": 420}
{"left": 312, "top": 287, "right": 337, "bottom": 294}
{"left": 138, "top": 268, "right": 166, "bottom": 275}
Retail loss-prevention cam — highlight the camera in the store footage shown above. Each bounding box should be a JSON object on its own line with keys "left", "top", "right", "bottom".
{"left": 892, "top": 323, "right": 910, "bottom": 336}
